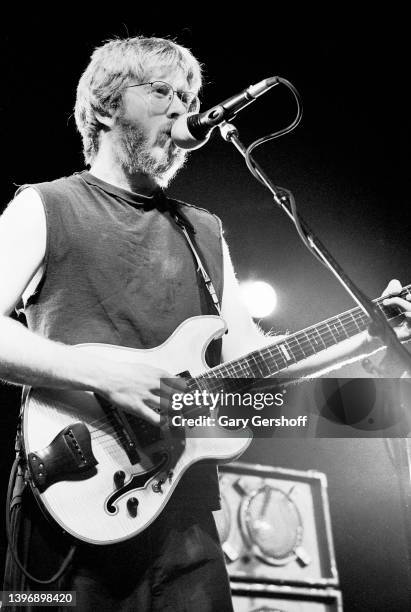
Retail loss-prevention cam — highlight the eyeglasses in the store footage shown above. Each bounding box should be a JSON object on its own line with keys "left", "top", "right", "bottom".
{"left": 126, "top": 81, "right": 200, "bottom": 114}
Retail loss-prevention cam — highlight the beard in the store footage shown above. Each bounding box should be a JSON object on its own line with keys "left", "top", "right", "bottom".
{"left": 114, "top": 117, "right": 188, "bottom": 188}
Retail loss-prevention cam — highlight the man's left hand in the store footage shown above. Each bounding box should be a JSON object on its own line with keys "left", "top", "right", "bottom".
{"left": 381, "top": 279, "right": 411, "bottom": 340}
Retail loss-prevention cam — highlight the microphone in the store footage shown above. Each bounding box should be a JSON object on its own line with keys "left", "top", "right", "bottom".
{"left": 171, "top": 77, "right": 279, "bottom": 150}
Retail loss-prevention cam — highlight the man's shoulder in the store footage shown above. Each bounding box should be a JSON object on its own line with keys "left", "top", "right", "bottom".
{"left": 14, "top": 173, "right": 82, "bottom": 199}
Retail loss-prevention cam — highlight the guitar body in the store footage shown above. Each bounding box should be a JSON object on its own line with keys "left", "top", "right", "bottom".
{"left": 22, "top": 315, "right": 252, "bottom": 545}
{"left": 21, "top": 283, "right": 411, "bottom": 545}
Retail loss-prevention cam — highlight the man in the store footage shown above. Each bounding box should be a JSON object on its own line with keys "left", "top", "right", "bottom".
{"left": 1, "top": 36, "right": 410, "bottom": 611}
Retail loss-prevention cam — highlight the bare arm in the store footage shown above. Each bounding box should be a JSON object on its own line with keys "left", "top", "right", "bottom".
{"left": 220, "top": 236, "right": 390, "bottom": 375}
{"left": 220, "top": 238, "right": 276, "bottom": 360}
{"left": 0, "top": 189, "right": 184, "bottom": 423}
{"left": 0, "top": 188, "right": 93, "bottom": 389}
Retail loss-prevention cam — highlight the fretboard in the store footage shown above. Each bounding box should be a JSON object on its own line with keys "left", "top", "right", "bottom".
{"left": 192, "top": 284, "right": 411, "bottom": 392}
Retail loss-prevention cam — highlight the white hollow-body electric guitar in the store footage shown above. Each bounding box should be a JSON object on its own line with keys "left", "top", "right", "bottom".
{"left": 22, "top": 286, "right": 410, "bottom": 545}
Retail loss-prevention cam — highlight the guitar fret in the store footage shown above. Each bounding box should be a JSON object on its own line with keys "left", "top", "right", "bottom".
{"left": 325, "top": 323, "right": 338, "bottom": 344}
{"left": 330, "top": 321, "right": 340, "bottom": 340}
{"left": 283, "top": 340, "right": 298, "bottom": 361}
{"left": 299, "top": 332, "right": 312, "bottom": 355}
{"left": 287, "top": 337, "right": 309, "bottom": 360}
{"left": 192, "top": 283, "right": 411, "bottom": 389}
{"left": 239, "top": 360, "right": 253, "bottom": 377}
{"left": 306, "top": 329, "right": 327, "bottom": 351}
{"left": 219, "top": 364, "right": 231, "bottom": 377}
{"left": 254, "top": 351, "right": 272, "bottom": 376}
{"left": 335, "top": 317, "right": 349, "bottom": 339}
{"left": 336, "top": 315, "right": 358, "bottom": 335}
{"left": 277, "top": 343, "right": 293, "bottom": 363}
{"left": 253, "top": 348, "right": 277, "bottom": 376}
{"left": 313, "top": 327, "right": 328, "bottom": 349}
{"left": 250, "top": 352, "right": 269, "bottom": 376}
{"left": 350, "top": 311, "right": 364, "bottom": 333}
{"left": 194, "top": 377, "right": 207, "bottom": 391}
{"left": 250, "top": 352, "right": 265, "bottom": 376}
{"left": 270, "top": 346, "right": 288, "bottom": 371}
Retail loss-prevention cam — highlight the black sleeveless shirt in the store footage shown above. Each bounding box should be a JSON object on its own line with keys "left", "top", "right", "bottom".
{"left": 20, "top": 171, "right": 224, "bottom": 509}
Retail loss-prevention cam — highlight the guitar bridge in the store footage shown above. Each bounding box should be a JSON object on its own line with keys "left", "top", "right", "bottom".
{"left": 28, "top": 422, "right": 98, "bottom": 492}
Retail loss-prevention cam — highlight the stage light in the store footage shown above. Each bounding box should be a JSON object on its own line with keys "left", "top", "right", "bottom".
{"left": 239, "top": 280, "right": 277, "bottom": 318}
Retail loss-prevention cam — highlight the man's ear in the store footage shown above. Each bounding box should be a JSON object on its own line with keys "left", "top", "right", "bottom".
{"left": 94, "top": 109, "right": 116, "bottom": 128}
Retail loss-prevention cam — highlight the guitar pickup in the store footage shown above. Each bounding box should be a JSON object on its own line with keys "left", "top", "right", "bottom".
{"left": 28, "top": 422, "right": 98, "bottom": 492}
{"left": 94, "top": 394, "right": 141, "bottom": 465}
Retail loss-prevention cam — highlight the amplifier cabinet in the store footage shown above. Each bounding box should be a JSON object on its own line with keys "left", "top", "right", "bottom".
{"left": 214, "top": 462, "right": 338, "bottom": 587}
{"left": 231, "top": 582, "right": 343, "bottom": 612}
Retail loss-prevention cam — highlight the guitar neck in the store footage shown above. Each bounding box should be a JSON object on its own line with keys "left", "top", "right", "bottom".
{"left": 193, "top": 284, "right": 411, "bottom": 390}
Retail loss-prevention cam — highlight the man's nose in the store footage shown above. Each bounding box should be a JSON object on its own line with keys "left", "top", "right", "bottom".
{"left": 166, "top": 94, "right": 187, "bottom": 117}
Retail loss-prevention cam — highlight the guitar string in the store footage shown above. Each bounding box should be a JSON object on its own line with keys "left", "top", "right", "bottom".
{"left": 88, "top": 327, "right": 405, "bottom": 454}
{"left": 30, "top": 428, "right": 166, "bottom": 465}
{"left": 65, "top": 307, "right": 407, "bottom": 437}
{"left": 87, "top": 299, "right": 407, "bottom": 429}
{"left": 72, "top": 287, "right": 411, "bottom": 431}
{"left": 195, "top": 309, "right": 406, "bottom": 386}
{"left": 70, "top": 322, "right": 401, "bottom": 443}
{"left": 38, "top": 295, "right": 410, "bottom": 451}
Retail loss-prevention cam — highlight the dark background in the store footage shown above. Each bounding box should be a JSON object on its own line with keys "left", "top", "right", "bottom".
{"left": 0, "top": 13, "right": 410, "bottom": 611}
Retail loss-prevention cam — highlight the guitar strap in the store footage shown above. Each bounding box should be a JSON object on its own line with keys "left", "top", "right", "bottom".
{"left": 166, "top": 200, "right": 222, "bottom": 316}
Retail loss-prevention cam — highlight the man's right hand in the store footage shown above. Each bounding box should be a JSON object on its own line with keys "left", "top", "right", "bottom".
{"left": 97, "top": 360, "right": 187, "bottom": 425}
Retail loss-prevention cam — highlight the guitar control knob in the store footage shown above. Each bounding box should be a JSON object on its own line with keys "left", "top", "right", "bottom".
{"left": 114, "top": 470, "right": 126, "bottom": 488}
{"left": 127, "top": 497, "right": 139, "bottom": 517}
{"left": 152, "top": 479, "right": 165, "bottom": 493}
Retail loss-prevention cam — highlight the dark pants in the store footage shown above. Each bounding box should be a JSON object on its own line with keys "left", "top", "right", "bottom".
{"left": 4, "top": 477, "right": 234, "bottom": 612}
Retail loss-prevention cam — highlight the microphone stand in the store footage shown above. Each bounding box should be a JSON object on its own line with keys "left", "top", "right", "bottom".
{"left": 219, "top": 121, "right": 411, "bottom": 375}
{"left": 219, "top": 119, "right": 411, "bottom": 590}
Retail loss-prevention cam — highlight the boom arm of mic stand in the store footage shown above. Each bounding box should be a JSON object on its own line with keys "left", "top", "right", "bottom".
{"left": 219, "top": 121, "right": 411, "bottom": 374}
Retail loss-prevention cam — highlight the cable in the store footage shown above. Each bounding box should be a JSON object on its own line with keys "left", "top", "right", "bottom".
{"left": 244, "top": 77, "right": 303, "bottom": 183}
{"left": 6, "top": 453, "right": 77, "bottom": 585}
{"left": 242, "top": 78, "right": 326, "bottom": 265}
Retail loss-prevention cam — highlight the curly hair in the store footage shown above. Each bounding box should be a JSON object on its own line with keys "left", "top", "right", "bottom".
{"left": 74, "top": 36, "right": 203, "bottom": 165}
